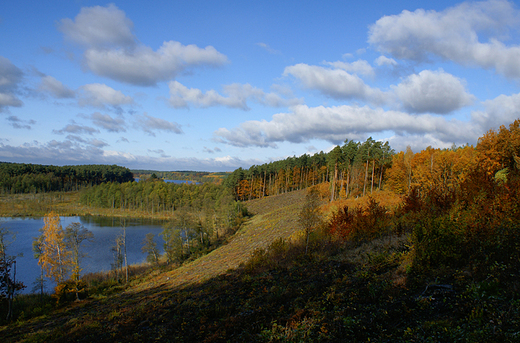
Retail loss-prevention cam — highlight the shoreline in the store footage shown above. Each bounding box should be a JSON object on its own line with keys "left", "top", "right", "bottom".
{"left": 0, "top": 191, "right": 175, "bottom": 220}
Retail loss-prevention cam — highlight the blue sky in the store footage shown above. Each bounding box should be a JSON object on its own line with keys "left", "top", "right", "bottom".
{"left": 2, "top": 0, "right": 520, "bottom": 171}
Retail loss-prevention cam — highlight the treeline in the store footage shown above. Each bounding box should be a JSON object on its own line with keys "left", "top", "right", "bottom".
{"left": 80, "top": 178, "right": 244, "bottom": 224}
{"left": 0, "top": 163, "right": 134, "bottom": 194}
{"left": 224, "top": 138, "right": 394, "bottom": 201}
{"left": 328, "top": 119, "right": 520, "bottom": 279}
{"left": 385, "top": 144, "right": 476, "bottom": 196}
{"left": 132, "top": 170, "right": 228, "bottom": 184}
{"left": 80, "top": 178, "right": 249, "bottom": 264}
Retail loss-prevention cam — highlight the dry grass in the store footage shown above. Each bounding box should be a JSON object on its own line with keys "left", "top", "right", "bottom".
{"left": 133, "top": 189, "right": 308, "bottom": 291}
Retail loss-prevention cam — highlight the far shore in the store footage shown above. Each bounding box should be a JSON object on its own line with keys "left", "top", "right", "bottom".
{"left": 0, "top": 191, "right": 175, "bottom": 220}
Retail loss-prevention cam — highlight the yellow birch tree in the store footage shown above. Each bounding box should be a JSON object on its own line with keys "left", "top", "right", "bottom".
{"left": 38, "top": 212, "right": 71, "bottom": 285}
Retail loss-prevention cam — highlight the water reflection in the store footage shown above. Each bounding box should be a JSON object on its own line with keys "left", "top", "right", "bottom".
{"left": 2, "top": 216, "right": 166, "bottom": 294}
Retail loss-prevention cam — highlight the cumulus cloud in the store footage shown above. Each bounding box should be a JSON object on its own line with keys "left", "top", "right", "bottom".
{"left": 58, "top": 4, "right": 135, "bottom": 49}
{"left": 214, "top": 104, "right": 481, "bottom": 148}
{"left": 472, "top": 92, "right": 520, "bottom": 128}
{"left": 284, "top": 63, "right": 389, "bottom": 105}
{"left": 325, "top": 60, "right": 375, "bottom": 77}
{"left": 77, "top": 83, "right": 133, "bottom": 108}
{"left": 0, "top": 56, "right": 23, "bottom": 112}
{"left": 284, "top": 60, "right": 473, "bottom": 114}
{"left": 136, "top": 113, "right": 183, "bottom": 136}
{"left": 392, "top": 69, "right": 475, "bottom": 114}
{"left": 375, "top": 56, "right": 398, "bottom": 67}
{"left": 58, "top": 4, "right": 228, "bottom": 86}
{"left": 368, "top": 0, "right": 520, "bottom": 78}
{"left": 168, "top": 81, "right": 301, "bottom": 109}
{"left": 89, "top": 112, "right": 126, "bottom": 132}
{"left": 38, "top": 75, "right": 75, "bottom": 99}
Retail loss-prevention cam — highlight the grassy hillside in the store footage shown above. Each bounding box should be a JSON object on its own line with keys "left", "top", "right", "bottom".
{"left": 0, "top": 191, "right": 308, "bottom": 342}
{"left": 2, "top": 188, "right": 520, "bottom": 342}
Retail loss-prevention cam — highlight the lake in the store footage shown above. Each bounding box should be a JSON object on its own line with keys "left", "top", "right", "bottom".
{"left": 1, "top": 216, "right": 166, "bottom": 294}
{"left": 134, "top": 178, "right": 199, "bottom": 184}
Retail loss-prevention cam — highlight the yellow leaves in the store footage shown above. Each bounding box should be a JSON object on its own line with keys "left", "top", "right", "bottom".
{"left": 477, "top": 119, "right": 520, "bottom": 175}
{"left": 38, "top": 211, "right": 71, "bottom": 284}
{"left": 386, "top": 145, "right": 478, "bottom": 196}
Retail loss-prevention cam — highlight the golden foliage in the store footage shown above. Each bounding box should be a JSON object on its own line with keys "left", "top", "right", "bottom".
{"left": 38, "top": 211, "right": 71, "bottom": 284}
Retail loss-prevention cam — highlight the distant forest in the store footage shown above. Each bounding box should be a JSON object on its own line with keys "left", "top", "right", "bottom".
{"left": 0, "top": 163, "right": 134, "bottom": 194}
{"left": 131, "top": 170, "right": 229, "bottom": 184}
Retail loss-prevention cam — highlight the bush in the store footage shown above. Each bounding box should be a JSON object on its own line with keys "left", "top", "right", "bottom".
{"left": 328, "top": 197, "right": 392, "bottom": 243}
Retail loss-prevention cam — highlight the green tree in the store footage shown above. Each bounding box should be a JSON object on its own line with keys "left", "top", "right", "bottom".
{"left": 31, "top": 235, "right": 46, "bottom": 301}
{"left": 161, "top": 226, "right": 184, "bottom": 264}
{"left": 142, "top": 233, "right": 159, "bottom": 264}
{"left": 111, "top": 234, "right": 125, "bottom": 281}
{"left": 0, "top": 226, "right": 25, "bottom": 320}
{"left": 298, "top": 188, "right": 323, "bottom": 254}
{"left": 64, "top": 223, "right": 94, "bottom": 300}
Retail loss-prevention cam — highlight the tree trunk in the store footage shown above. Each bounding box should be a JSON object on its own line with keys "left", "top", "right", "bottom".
{"left": 371, "top": 160, "right": 375, "bottom": 194}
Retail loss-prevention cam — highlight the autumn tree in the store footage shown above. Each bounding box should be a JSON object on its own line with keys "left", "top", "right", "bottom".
{"left": 37, "top": 212, "right": 71, "bottom": 285}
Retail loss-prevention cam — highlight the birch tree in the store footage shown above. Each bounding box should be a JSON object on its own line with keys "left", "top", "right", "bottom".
{"left": 64, "top": 223, "right": 94, "bottom": 300}
{"left": 38, "top": 212, "right": 70, "bottom": 285}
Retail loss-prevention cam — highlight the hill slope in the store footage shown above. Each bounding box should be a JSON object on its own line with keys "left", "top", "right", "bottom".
{"left": 1, "top": 190, "right": 308, "bottom": 342}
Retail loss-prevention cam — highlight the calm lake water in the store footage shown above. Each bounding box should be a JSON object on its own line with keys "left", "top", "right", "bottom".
{"left": 1, "top": 216, "right": 165, "bottom": 294}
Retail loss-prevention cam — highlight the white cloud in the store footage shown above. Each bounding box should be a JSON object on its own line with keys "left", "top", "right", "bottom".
{"left": 325, "top": 60, "right": 375, "bottom": 77}
{"left": 0, "top": 141, "right": 259, "bottom": 172}
{"left": 368, "top": 0, "right": 520, "bottom": 78}
{"left": 214, "top": 104, "right": 481, "bottom": 148}
{"left": 136, "top": 113, "right": 183, "bottom": 136}
{"left": 257, "top": 42, "right": 282, "bottom": 55}
{"left": 284, "top": 63, "right": 389, "bottom": 105}
{"left": 386, "top": 133, "right": 455, "bottom": 154}
{"left": 59, "top": 4, "right": 228, "bottom": 86}
{"left": 472, "top": 92, "right": 520, "bottom": 128}
{"left": 77, "top": 83, "right": 133, "bottom": 108}
{"left": 392, "top": 69, "right": 475, "bottom": 114}
{"left": 0, "top": 56, "right": 23, "bottom": 112}
{"left": 53, "top": 122, "right": 99, "bottom": 135}
{"left": 38, "top": 75, "right": 75, "bottom": 99}
{"left": 58, "top": 4, "right": 135, "bottom": 49}
{"left": 375, "top": 56, "right": 398, "bottom": 67}
{"left": 90, "top": 112, "right": 126, "bottom": 132}
{"left": 168, "top": 81, "right": 301, "bottom": 109}
{"left": 84, "top": 42, "right": 228, "bottom": 86}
